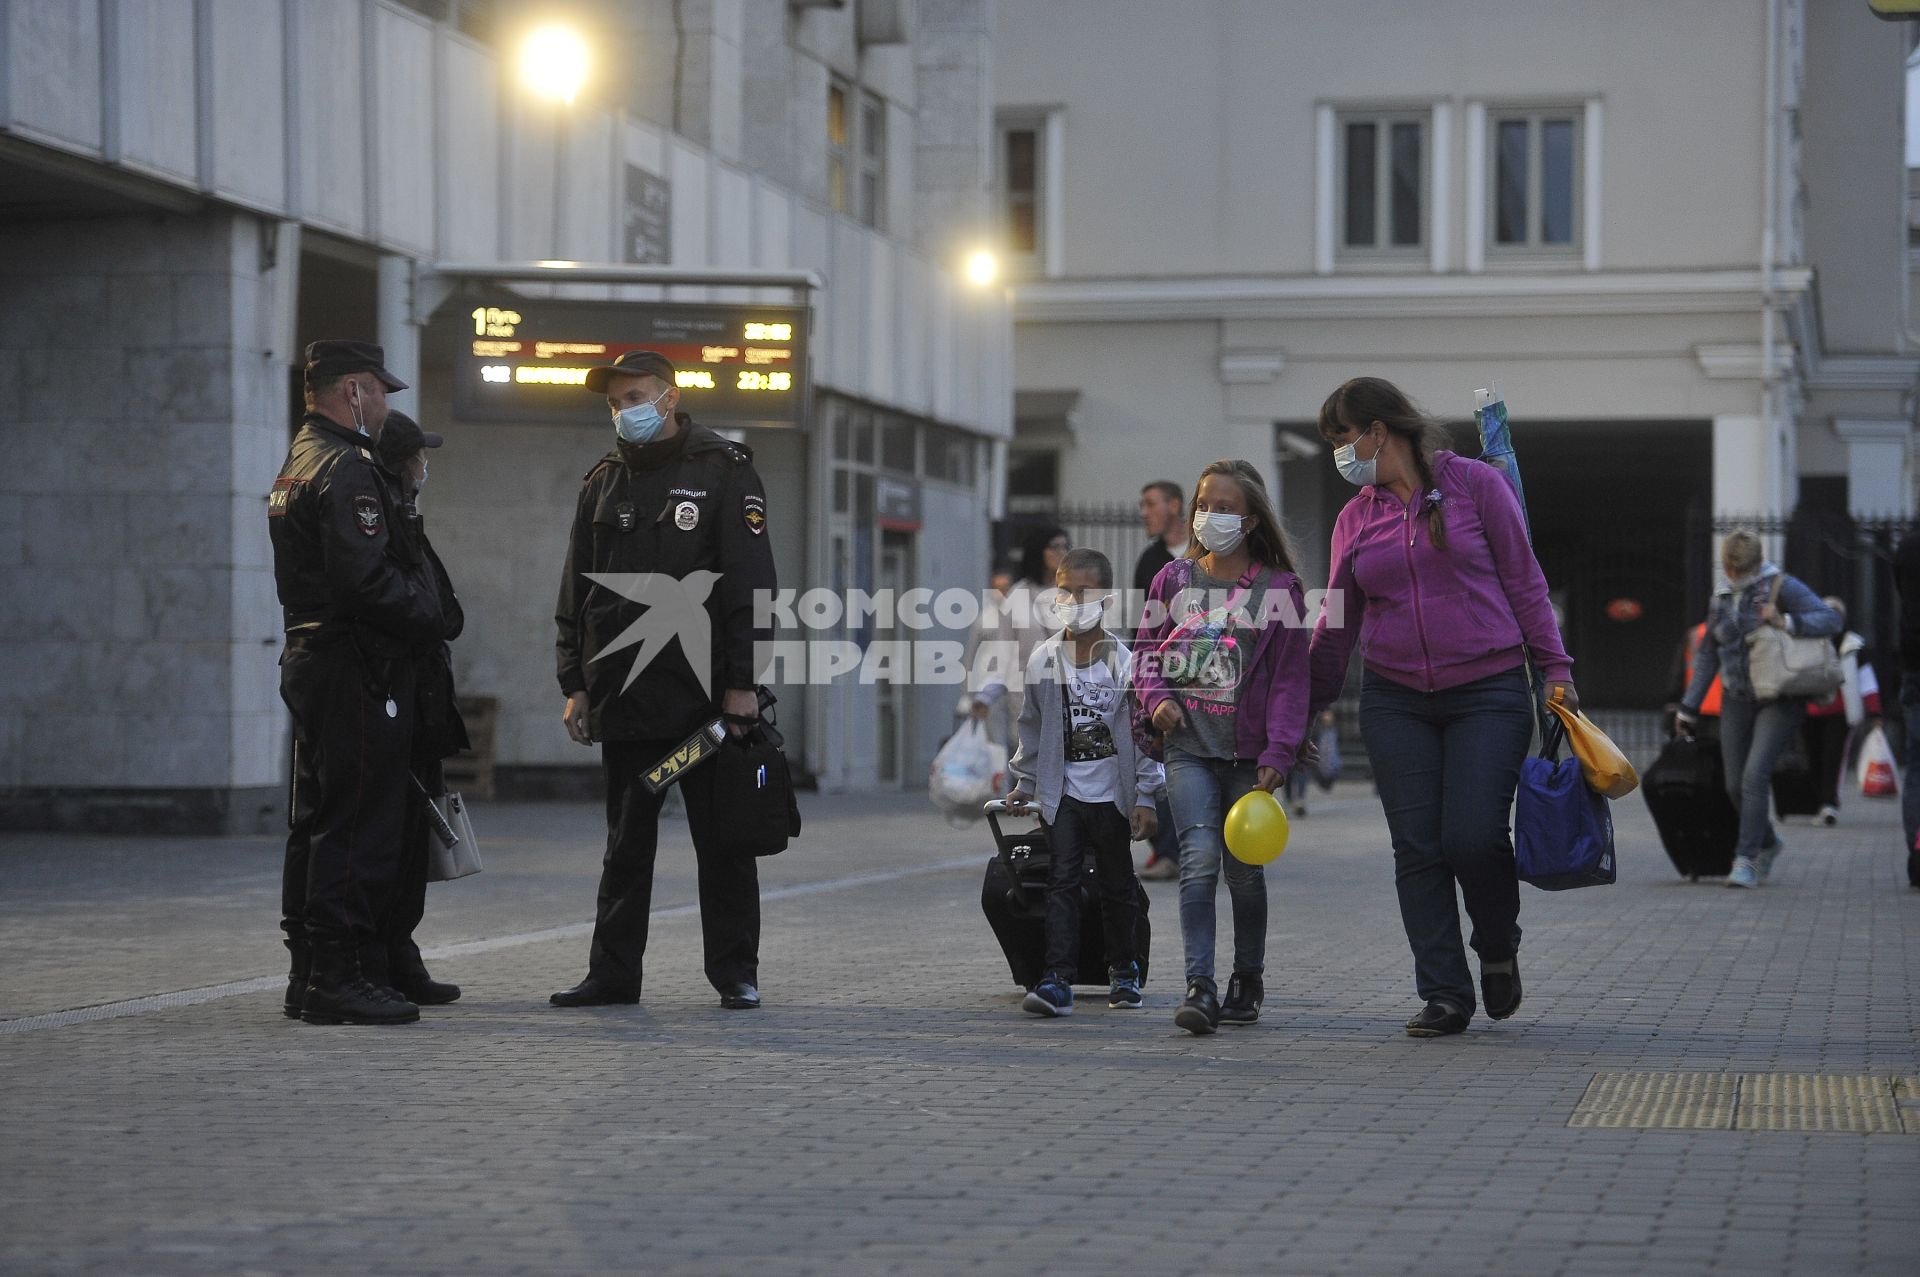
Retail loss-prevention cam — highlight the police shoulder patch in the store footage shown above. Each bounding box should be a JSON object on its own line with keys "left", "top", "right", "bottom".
{"left": 353, "top": 494, "right": 382, "bottom": 537}
{"left": 743, "top": 493, "right": 767, "bottom": 536}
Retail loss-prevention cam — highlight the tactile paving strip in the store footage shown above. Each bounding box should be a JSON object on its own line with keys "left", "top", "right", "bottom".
{"left": 1569, "top": 1073, "right": 1920, "bottom": 1134}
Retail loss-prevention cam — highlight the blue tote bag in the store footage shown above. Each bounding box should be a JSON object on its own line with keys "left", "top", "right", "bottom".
{"left": 1515, "top": 715, "right": 1617, "bottom": 890}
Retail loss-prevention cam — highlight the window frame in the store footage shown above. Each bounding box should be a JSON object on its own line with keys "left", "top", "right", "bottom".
{"left": 1485, "top": 108, "right": 1583, "bottom": 258}
{"left": 827, "top": 77, "right": 852, "bottom": 215}
{"left": 995, "top": 109, "right": 1062, "bottom": 276}
{"left": 858, "top": 89, "right": 887, "bottom": 231}
{"left": 1334, "top": 108, "right": 1430, "bottom": 262}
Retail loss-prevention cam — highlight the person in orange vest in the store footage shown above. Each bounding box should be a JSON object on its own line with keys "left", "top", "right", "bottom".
{"left": 1677, "top": 621, "right": 1723, "bottom": 728}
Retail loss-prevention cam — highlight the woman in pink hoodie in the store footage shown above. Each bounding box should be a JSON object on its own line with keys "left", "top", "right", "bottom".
{"left": 1309, "top": 378, "right": 1577, "bottom": 1038}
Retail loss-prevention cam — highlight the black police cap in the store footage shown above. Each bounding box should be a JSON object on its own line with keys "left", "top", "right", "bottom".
{"left": 583, "top": 350, "right": 677, "bottom": 395}
{"left": 304, "top": 339, "right": 407, "bottom": 392}
{"left": 376, "top": 410, "right": 443, "bottom": 463}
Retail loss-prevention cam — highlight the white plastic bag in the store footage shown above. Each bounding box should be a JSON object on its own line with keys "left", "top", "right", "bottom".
{"left": 928, "top": 720, "right": 1007, "bottom": 824}
{"left": 1856, "top": 723, "right": 1899, "bottom": 799}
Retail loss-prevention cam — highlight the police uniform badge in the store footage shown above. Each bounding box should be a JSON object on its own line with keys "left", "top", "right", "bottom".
{"left": 353, "top": 494, "right": 382, "bottom": 537}
{"left": 674, "top": 501, "right": 700, "bottom": 531}
{"left": 615, "top": 501, "right": 636, "bottom": 532}
{"left": 743, "top": 494, "right": 767, "bottom": 536}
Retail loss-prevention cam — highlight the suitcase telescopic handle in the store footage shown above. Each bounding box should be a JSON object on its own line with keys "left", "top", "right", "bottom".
{"left": 983, "top": 796, "right": 1035, "bottom": 847}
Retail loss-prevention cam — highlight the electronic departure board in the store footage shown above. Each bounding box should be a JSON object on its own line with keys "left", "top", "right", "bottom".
{"left": 448, "top": 297, "right": 808, "bottom": 426}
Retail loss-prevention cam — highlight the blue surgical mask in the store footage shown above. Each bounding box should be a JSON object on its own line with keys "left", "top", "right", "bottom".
{"left": 614, "top": 388, "right": 670, "bottom": 444}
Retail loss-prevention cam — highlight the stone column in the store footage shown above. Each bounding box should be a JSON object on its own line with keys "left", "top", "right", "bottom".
{"left": 1833, "top": 418, "right": 1913, "bottom": 518}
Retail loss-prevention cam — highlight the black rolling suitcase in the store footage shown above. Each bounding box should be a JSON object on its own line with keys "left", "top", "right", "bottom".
{"left": 1642, "top": 733, "right": 1738, "bottom": 879}
{"left": 1769, "top": 742, "right": 1822, "bottom": 818}
{"left": 979, "top": 800, "right": 1151, "bottom": 990}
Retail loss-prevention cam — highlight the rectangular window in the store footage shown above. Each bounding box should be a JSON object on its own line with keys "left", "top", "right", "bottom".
{"left": 1337, "top": 111, "right": 1426, "bottom": 256}
{"left": 1002, "top": 126, "right": 1040, "bottom": 257}
{"left": 1489, "top": 111, "right": 1581, "bottom": 252}
{"left": 859, "top": 91, "right": 886, "bottom": 230}
{"left": 827, "top": 79, "right": 851, "bottom": 214}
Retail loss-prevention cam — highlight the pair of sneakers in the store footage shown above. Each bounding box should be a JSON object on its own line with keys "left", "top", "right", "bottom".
{"left": 1022, "top": 965, "right": 1144, "bottom": 1016}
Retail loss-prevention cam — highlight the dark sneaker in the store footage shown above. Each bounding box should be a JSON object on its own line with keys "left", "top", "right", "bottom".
{"left": 1023, "top": 975, "right": 1074, "bottom": 1017}
{"left": 1219, "top": 971, "right": 1264, "bottom": 1025}
{"left": 1173, "top": 977, "right": 1220, "bottom": 1035}
{"left": 1108, "top": 966, "right": 1144, "bottom": 1010}
{"left": 1404, "top": 1000, "right": 1470, "bottom": 1038}
{"left": 302, "top": 975, "right": 419, "bottom": 1026}
{"left": 1480, "top": 957, "right": 1522, "bottom": 1021}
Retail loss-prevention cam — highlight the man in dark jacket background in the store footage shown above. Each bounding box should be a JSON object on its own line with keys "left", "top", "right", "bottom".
{"left": 551, "top": 350, "right": 778, "bottom": 1009}
{"left": 271, "top": 341, "right": 444, "bottom": 1026}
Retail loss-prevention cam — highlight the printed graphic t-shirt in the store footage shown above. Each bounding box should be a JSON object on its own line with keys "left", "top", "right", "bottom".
{"left": 1063, "top": 653, "right": 1124, "bottom": 804}
{"left": 1167, "top": 565, "right": 1268, "bottom": 761}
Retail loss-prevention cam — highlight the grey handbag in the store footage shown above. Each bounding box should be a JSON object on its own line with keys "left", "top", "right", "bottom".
{"left": 419, "top": 779, "right": 483, "bottom": 881}
{"left": 1744, "top": 576, "right": 1843, "bottom": 701}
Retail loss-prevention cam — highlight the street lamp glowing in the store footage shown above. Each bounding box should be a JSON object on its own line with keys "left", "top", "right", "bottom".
{"left": 964, "top": 250, "right": 999, "bottom": 287}
{"left": 519, "top": 25, "right": 589, "bottom": 105}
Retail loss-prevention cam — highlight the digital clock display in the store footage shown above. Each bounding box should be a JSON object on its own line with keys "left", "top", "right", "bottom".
{"left": 448, "top": 298, "right": 808, "bottom": 426}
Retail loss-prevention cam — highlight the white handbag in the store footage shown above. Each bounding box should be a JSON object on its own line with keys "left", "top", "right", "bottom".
{"left": 426, "top": 790, "right": 484, "bottom": 881}
{"left": 1743, "top": 577, "right": 1843, "bottom": 702}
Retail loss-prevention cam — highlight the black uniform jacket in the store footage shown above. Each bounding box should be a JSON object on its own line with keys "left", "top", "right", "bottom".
{"left": 410, "top": 513, "right": 470, "bottom": 766}
{"left": 555, "top": 416, "right": 777, "bottom": 743}
{"left": 268, "top": 412, "right": 444, "bottom": 654}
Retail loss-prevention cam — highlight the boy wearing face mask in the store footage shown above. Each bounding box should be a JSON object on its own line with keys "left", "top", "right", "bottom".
{"left": 1007, "top": 548, "right": 1164, "bottom": 1017}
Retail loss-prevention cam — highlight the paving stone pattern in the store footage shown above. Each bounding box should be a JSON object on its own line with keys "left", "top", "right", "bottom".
{"left": 2, "top": 786, "right": 1917, "bottom": 1275}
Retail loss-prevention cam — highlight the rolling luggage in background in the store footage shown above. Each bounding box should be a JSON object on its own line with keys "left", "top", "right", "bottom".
{"left": 979, "top": 801, "right": 1151, "bottom": 990}
{"left": 1769, "top": 742, "right": 1822, "bottom": 818}
{"left": 1642, "top": 733, "right": 1738, "bottom": 880}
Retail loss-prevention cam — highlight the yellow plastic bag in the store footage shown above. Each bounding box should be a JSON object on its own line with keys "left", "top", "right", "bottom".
{"left": 1545, "top": 690, "right": 1639, "bottom": 800}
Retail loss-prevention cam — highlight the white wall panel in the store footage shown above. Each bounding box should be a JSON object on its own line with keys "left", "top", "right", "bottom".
{"left": 710, "top": 162, "right": 753, "bottom": 267}
{"left": 115, "top": 0, "right": 196, "bottom": 182}
{"left": 501, "top": 103, "right": 559, "bottom": 263}
{"left": 829, "top": 219, "right": 866, "bottom": 391}
{"left": 6, "top": 0, "right": 103, "bottom": 154}
{"left": 294, "top": 0, "right": 363, "bottom": 234}
{"left": 864, "top": 231, "right": 895, "bottom": 404}
{"left": 557, "top": 108, "right": 614, "bottom": 299}
{"left": 929, "top": 270, "right": 956, "bottom": 423}
{"left": 895, "top": 253, "right": 930, "bottom": 415}
{"left": 789, "top": 201, "right": 832, "bottom": 374}
{"left": 372, "top": 6, "right": 434, "bottom": 254}
{"left": 440, "top": 35, "right": 499, "bottom": 260}
{"left": 205, "top": 0, "right": 285, "bottom": 211}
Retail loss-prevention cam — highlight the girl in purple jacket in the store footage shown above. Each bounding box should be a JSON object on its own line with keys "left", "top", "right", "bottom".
{"left": 1134, "top": 459, "right": 1312, "bottom": 1035}
{"left": 1309, "top": 378, "right": 1577, "bottom": 1039}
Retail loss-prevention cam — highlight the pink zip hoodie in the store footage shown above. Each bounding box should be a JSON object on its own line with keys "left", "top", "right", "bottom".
{"left": 1308, "top": 451, "right": 1571, "bottom": 711}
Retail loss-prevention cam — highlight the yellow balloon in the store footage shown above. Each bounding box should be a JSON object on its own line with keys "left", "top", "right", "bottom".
{"left": 1225, "top": 790, "right": 1290, "bottom": 865}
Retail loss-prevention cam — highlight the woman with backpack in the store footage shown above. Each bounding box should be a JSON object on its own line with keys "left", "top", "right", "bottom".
{"left": 1307, "top": 377, "right": 1576, "bottom": 1038}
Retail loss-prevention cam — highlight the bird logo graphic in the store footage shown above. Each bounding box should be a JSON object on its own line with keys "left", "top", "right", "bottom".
{"left": 584, "top": 570, "right": 723, "bottom": 696}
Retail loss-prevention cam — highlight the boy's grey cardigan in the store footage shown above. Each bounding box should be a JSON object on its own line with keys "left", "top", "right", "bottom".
{"left": 1006, "top": 634, "right": 1166, "bottom": 825}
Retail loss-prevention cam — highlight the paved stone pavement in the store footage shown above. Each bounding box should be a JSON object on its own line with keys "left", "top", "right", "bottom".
{"left": 2, "top": 783, "right": 1917, "bottom": 1276}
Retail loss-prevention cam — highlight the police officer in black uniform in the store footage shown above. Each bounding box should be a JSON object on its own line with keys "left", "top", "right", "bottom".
{"left": 271, "top": 341, "right": 444, "bottom": 1026}
{"left": 372, "top": 411, "right": 467, "bottom": 1007}
{"left": 550, "top": 350, "right": 778, "bottom": 1010}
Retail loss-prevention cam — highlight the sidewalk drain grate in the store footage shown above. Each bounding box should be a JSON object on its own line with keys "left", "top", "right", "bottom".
{"left": 1570, "top": 1073, "right": 1920, "bottom": 1134}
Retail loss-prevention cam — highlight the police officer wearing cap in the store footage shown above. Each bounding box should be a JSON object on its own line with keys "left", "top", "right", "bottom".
{"left": 551, "top": 350, "right": 778, "bottom": 1010}
{"left": 271, "top": 341, "right": 444, "bottom": 1026}
{"left": 371, "top": 410, "right": 467, "bottom": 1007}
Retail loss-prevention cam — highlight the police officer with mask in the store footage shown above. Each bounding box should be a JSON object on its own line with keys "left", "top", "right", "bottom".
{"left": 551, "top": 350, "right": 777, "bottom": 1010}
{"left": 271, "top": 341, "right": 443, "bottom": 1026}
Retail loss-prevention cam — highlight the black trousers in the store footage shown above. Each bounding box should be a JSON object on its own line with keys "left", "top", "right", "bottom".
{"left": 587, "top": 738, "right": 760, "bottom": 992}
{"left": 378, "top": 755, "right": 436, "bottom": 974}
{"left": 280, "top": 638, "right": 414, "bottom": 953}
{"left": 1802, "top": 713, "right": 1849, "bottom": 809}
{"left": 1042, "top": 795, "right": 1137, "bottom": 982}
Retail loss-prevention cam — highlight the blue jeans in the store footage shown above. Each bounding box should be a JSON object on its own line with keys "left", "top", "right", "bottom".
{"left": 1359, "top": 668, "right": 1534, "bottom": 1016}
{"left": 1164, "top": 746, "right": 1267, "bottom": 984}
{"left": 1718, "top": 693, "right": 1800, "bottom": 859}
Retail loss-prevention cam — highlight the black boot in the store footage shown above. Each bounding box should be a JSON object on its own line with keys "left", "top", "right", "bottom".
{"left": 358, "top": 942, "right": 406, "bottom": 1003}
{"left": 302, "top": 945, "right": 419, "bottom": 1026}
{"left": 283, "top": 937, "right": 311, "bottom": 1021}
{"left": 390, "top": 947, "right": 461, "bottom": 1005}
{"left": 1219, "top": 970, "right": 1264, "bottom": 1025}
{"left": 1174, "top": 976, "right": 1220, "bottom": 1036}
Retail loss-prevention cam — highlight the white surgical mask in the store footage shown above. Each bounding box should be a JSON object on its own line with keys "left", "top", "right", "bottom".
{"left": 1192, "top": 510, "right": 1246, "bottom": 555}
{"left": 1062, "top": 595, "right": 1112, "bottom": 634}
{"left": 414, "top": 458, "right": 428, "bottom": 496}
{"left": 1334, "top": 430, "right": 1379, "bottom": 487}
